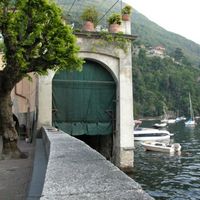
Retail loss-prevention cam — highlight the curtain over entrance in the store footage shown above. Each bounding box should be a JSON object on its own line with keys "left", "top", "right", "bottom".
{"left": 52, "top": 60, "right": 116, "bottom": 136}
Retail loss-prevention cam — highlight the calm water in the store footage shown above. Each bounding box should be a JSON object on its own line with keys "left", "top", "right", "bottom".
{"left": 130, "top": 121, "right": 200, "bottom": 200}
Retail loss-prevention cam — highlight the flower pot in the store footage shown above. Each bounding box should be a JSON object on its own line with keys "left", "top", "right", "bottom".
{"left": 122, "top": 14, "right": 130, "bottom": 21}
{"left": 82, "top": 21, "right": 95, "bottom": 32}
{"left": 109, "top": 23, "right": 121, "bottom": 33}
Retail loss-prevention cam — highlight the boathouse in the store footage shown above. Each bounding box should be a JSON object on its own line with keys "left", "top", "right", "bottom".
{"left": 4, "top": 20, "right": 136, "bottom": 170}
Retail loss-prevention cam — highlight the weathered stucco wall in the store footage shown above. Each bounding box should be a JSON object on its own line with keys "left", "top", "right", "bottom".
{"left": 0, "top": 52, "right": 37, "bottom": 128}
{"left": 11, "top": 73, "right": 37, "bottom": 114}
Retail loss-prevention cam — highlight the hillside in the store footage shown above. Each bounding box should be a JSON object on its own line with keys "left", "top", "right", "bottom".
{"left": 132, "top": 11, "right": 200, "bottom": 66}
{"left": 55, "top": 0, "right": 200, "bottom": 67}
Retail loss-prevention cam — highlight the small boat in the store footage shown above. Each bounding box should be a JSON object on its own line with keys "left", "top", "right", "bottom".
{"left": 134, "top": 127, "right": 173, "bottom": 141}
{"left": 160, "top": 106, "right": 176, "bottom": 124}
{"left": 185, "top": 93, "right": 196, "bottom": 126}
{"left": 167, "top": 119, "right": 176, "bottom": 124}
{"left": 185, "top": 118, "right": 196, "bottom": 126}
{"left": 175, "top": 116, "right": 186, "bottom": 123}
{"left": 141, "top": 141, "right": 181, "bottom": 153}
{"left": 153, "top": 122, "right": 167, "bottom": 128}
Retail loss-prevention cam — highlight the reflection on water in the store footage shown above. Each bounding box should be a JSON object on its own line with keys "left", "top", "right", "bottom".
{"left": 129, "top": 121, "right": 200, "bottom": 200}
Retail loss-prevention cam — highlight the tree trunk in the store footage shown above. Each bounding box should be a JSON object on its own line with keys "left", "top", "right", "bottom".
{"left": 0, "top": 92, "right": 27, "bottom": 159}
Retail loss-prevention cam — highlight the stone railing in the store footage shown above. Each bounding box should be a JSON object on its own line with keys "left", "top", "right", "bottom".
{"left": 38, "top": 126, "right": 154, "bottom": 199}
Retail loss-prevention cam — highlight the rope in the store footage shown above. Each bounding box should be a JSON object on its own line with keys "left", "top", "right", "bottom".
{"left": 67, "top": 0, "right": 78, "bottom": 14}
{"left": 96, "top": 0, "right": 120, "bottom": 24}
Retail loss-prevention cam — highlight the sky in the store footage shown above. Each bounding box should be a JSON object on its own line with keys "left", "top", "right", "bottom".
{"left": 123, "top": 0, "right": 200, "bottom": 45}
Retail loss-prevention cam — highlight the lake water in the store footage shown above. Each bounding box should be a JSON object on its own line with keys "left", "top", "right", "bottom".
{"left": 129, "top": 120, "right": 200, "bottom": 200}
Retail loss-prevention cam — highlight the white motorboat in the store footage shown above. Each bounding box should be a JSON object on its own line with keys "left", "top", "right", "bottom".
{"left": 141, "top": 141, "right": 181, "bottom": 153}
{"left": 133, "top": 127, "right": 173, "bottom": 141}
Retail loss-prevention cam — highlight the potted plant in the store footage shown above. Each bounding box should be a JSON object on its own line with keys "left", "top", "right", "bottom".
{"left": 121, "top": 5, "right": 132, "bottom": 21}
{"left": 80, "top": 6, "right": 99, "bottom": 31}
{"left": 107, "top": 13, "right": 122, "bottom": 33}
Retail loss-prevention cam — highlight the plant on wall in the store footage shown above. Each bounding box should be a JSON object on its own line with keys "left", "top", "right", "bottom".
{"left": 89, "top": 31, "right": 130, "bottom": 53}
{"left": 107, "top": 13, "right": 122, "bottom": 33}
{"left": 80, "top": 6, "right": 99, "bottom": 24}
{"left": 107, "top": 13, "right": 122, "bottom": 25}
{"left": 121, "top": 5, "right": 132, "bottom": 15}
{"left": 121, "top": 5, "right": 132, "bottom": 21}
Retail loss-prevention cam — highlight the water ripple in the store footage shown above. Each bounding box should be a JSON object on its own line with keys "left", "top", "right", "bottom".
{"left": 129, "top": 122, "right": 200, "bottom": 200}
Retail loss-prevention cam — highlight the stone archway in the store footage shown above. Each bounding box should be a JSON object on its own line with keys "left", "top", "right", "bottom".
{"left": 37, "top": 34, "right": 134, "bottom": 169}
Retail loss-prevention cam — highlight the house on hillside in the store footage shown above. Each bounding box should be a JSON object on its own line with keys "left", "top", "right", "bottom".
{"left": 148, "top": 45, "right": 166, "bottom": 57}
{"left": 132, "top": 44, "right": 166, "bottom": 59}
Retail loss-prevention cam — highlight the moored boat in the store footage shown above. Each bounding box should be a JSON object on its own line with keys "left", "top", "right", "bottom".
{"left": 167, "top": 119, "right": 176, "bottom": 124}
{"left": 185, "top": 118, "right": 196, "bottom": 126}
{"left": 153, "top": 122, "right": 167, "bottom": 128}
{"left": 134, "top": 127, "right": 173, "bottom": 141}
{"left": 141, "top": 141, "right": 181, "bottom": 153}
{"left": 175, "top": 116, "right": 186, "bottom": 123}
{"left": 160, "top": 106, "right": 176, "bottom": 124}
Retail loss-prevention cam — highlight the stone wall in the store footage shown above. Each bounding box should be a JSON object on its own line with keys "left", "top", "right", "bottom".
{"left": 39, "top": 126, "right": 154, "bottom": 200}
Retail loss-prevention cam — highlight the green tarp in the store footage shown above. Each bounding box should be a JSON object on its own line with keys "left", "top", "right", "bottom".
{"left": 52, "top": 60, "right": 116, "bottom": 136}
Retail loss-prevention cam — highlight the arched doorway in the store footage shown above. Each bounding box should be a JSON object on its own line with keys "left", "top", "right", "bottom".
{"left": 52, "top": 60, "right": 116, "bottom": 159}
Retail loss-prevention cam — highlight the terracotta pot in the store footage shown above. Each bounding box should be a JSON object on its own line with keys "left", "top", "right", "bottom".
{"left": 109, "top": 23, "right": 121, "bottom": 33}
{"left": 122, "top": 14, "right": 130, "bottom": 21}
{"left": 82, "top": 21, "right": 95, "bottom": 32}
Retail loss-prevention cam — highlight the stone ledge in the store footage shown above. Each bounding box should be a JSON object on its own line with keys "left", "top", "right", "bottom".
{"left": 74, "top": 31, "right": 137, "bottom": 41}
{"left": 40, "top": 126, "right": 154, "bottom": 200}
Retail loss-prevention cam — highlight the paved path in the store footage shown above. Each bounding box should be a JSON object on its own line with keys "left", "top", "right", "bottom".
{"left": 0, "top": 137, "right": 35, "bottom": 200}
{"left": 27, "top": 139, "right": 47, "bottom": 200}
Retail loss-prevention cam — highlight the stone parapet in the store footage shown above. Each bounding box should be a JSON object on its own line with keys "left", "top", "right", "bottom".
{"left": 39, "top": 126, "right": 154, "bottom": 200}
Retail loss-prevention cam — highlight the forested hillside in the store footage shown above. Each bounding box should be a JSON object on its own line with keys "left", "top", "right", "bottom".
{"left": 132, "top": 49, "right": 200, "bottom": 118}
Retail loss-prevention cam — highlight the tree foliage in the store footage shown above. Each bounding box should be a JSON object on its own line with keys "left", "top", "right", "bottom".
{"left": 173, "top": 48, "right": 184, "bottom": 62}
{"left": 0, "top": 0, "right": 83, "bottom": 78}
{"left": 0, "top": 0, "right": 83, "bottom": 158}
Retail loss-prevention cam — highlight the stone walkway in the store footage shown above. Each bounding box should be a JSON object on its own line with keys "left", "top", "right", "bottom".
{"left": 0, "top": 137, "right": 35, "bottom": 200}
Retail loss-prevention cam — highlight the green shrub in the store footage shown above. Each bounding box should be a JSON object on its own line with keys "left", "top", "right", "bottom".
{"left": 107, "top": 13, "right": 122, "bottom": 25}
{"left": 121, "top": 5, "right": 132, "bottom": 15}
{"left": 80, "top": 6, "right": 99, "bottom": 26}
